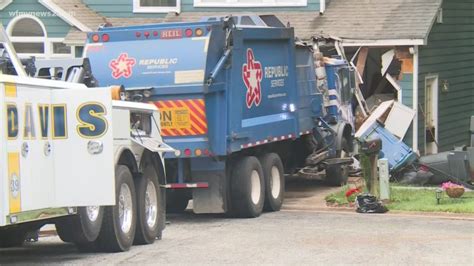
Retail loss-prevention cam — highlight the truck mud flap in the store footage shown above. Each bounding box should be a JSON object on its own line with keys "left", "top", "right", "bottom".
{"left": 192, "top": 172, "right": 227, "bottom": 214}
{"left": 190, "top": 159, "right": 228, "bottom": 214}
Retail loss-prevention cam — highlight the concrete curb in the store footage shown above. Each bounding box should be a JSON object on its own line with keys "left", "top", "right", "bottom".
{"left": 281, "top": 207, "right": 474, "bottom": 221}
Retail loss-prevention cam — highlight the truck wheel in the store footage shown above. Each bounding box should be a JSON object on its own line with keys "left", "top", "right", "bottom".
{"left": 326, "top": 138, "right": 350, "bottom": 186}
{"left": 166, "top": 190, "right": 189, "bottom": 213}
{"left": 56, "top": 219, "right": 74, "bottom": 243}
{"left": 134, "top": 161, "right": 163, "bottom": 245}
{"left": 56, "top": 206, "right": 104, "bottom": 246}
{"left": 0, "top": 227, "right": 27, "bottom": 248}
{"left": 97, "top": 165, "right": 137, "bottom": 252}
{"left": 231, "top": 156, "right": 265, "bottom": 218}
{"left": 259, "top": 153, "right": 285, "bottom": 212}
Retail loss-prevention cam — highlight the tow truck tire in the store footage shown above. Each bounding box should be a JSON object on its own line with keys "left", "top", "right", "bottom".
{"left": 230, "top": 156, "right": 265, "bottom": 218}
{"left": 326, "top": 138, "right": 350, "bottom": 186}
{"left": 97, "top": 165, "right": 137, "bottom": 252}
{"left": 56, "top": 206, "right": 104, "bottom": 246}
{"left": 56, "top": 220, "right": 74, "bottom": 243}
{"left": 76, "top": 206, "right": 104, "bottom": 243}
{"left": 0, "top": 227, "right": 27, "bottom": 248}
{"left": 259, "top": 153, "right": 285, "bottom": 212}
{"left": 134, "top": 161, "right": 163, "bottom": 245}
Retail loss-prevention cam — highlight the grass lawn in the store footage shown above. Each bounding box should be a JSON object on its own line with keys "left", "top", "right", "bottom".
{"left": 325, "top": 186, "right": 474, "bottom": 213}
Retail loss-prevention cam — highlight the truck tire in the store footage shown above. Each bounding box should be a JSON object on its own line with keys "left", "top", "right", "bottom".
{"left": 97, "top": 165, "right": 137, "bottom": 252}
{"left": 259, "top": 153, "right": 285, "bottom": 212}
{"left": 166, "top": 190, "right": 189, "bottom": 213}
{"left": 56, "top": 220, "right": 74, "bottom": 243}
{"left": 56, "top": 206, "right": 104, "bottom": 246}
{"left": 134, "top": 161, "right": 163, "bottom": 245}
{"left": 326, "top": 138, "right": 350, "bottom": 186}
{"left": 230, "top": 156, "right": 265, "bottom": 218}
{"left": 0, "top": 227, "right": 27, "bottom": 248}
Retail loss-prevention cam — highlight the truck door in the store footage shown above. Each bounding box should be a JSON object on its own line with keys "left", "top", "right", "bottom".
{"left": 51, "top": 86, "right": 115, "bottom": 207}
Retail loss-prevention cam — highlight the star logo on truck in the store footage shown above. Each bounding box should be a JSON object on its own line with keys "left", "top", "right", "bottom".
{"left": 242, "top": 48, "right": 263, "bottom": 108}
{"left": 109, "top": 53, "right": 136, "bottom": 79}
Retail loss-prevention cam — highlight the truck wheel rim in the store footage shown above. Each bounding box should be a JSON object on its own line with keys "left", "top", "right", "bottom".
{"left": 250, "top": 170, "right": 261, "bottom": 205}
{"left": 118, "top": 183, "right": 133, "bottom": 234}
{"left": 145, "top": 180, "right": 158, "bottom": 228}
{"left": 86, "top": 206, "right": 100, "bottom": 222}
{"left": 270, "top": 166, "right": 281, "bottom": 199}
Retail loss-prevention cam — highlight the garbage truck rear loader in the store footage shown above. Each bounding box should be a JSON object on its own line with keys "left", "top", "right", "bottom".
{"left": 85, "top": 19, "right": 353, "bottom": 218}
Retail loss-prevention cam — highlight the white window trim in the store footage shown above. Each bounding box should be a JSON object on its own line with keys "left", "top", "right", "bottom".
{"left": 194, "top": 0, "right": 307, "bottom": 8}
{"left": 7, "top": 15, "right": 48, "bottom": 57}
{"left": 6, "top": 15, "right": 73, "bottom": 59}
{"left": 7, "top": 14, "right": 48, "bottom": 37}
{"left": 133, "top": 0, "right": 181, "bottom": 13}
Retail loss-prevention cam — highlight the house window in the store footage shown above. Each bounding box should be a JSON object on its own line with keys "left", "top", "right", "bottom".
{"left": 194, "top": 0, "right": 307, "bottom": 7}
{"left": 52, "top": 42, "right": 72, "bottom": 54}
{"left": 9, "top": 16, "right": 46, "bottom": 55}
{"left": 7, "top": 15, "right": 73, "bottom": 58}
{"left": 133, "top": 0, "right": 181, "bottom": 13}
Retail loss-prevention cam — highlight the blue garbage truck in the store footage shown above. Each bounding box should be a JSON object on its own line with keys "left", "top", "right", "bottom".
{"left": 84, "top": 17, "right": 354, "bottom": 217}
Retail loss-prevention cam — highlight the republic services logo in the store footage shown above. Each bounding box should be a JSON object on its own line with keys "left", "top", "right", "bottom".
{"left": 242, "top": 48, "right": 263, "bottom": 108}
{"left": 109, "top": 53, "right": 136, "bottom": 79}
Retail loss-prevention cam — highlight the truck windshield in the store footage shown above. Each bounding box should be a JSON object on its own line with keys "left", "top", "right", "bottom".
{"left": 337, "top": 68, "right": 353, "bottom": 105}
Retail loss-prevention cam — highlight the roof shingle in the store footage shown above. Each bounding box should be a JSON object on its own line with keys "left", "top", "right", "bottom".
{"left": 162, "top": 0, "right": 441, "bottom": 43}
{"left": 310, "top": 0, "right": 442, "bottom": 42}
{"left": 57, "top": 0, "right": 442, "bottom": 45}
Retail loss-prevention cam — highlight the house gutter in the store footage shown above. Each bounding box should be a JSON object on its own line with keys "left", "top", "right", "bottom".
{"left": 412, "top": 46, "right": 419, "bottom": 153}
{"left": 341, "top": 39, "right": 425, "bottom": 47}
{"left": 320, "top": 0, "right": 326, "bottom": 14}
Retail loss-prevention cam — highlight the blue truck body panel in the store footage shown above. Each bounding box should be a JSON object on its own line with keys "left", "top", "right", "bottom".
{"left": 85, "top": 22, "right": 323, "bottom": 159}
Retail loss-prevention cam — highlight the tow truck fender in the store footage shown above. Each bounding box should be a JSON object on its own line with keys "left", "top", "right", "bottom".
{"left": 114, "top": 146, "right": 139, "bottom": 174}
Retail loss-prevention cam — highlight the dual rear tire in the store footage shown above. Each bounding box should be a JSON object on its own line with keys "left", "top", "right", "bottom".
{"left": 56, "top": 205, "right": 104, "bottom": 248}
{"left": 230, "top": 153, "right": 284, "bottom": 218}
{"left": 134, "top": 160, "right": 163, "bottom": 245}
{"left": 96, "top": 165, "right": 137, "bottom": 252}
{"left": 260, "top": 153, "right": 285, "bottom": 212}
{"left": 57, "top": 162, "right": 163, "bottom": 253}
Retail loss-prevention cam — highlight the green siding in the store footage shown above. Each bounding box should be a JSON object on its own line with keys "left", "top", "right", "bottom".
{"left": 400, "top": 73, "right": 413, "bottom": 108}
{"left": 400, "top": 74, "right": 413, "bottom": 147}
{"left": 418, "top": 0, "right": 474, "bottom": 152}
{"left": 0, "top": 0, "right": 71, "bottom": 38}
{"left": 83, "top": 0, "right": 164, "bottom": 18}
{"left": 84, "top": 0, "right": 319, "bottom": 18}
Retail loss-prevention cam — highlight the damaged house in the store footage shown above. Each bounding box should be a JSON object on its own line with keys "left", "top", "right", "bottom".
{"left": 310, "top": 0, "right": 474, "bottom": 155}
